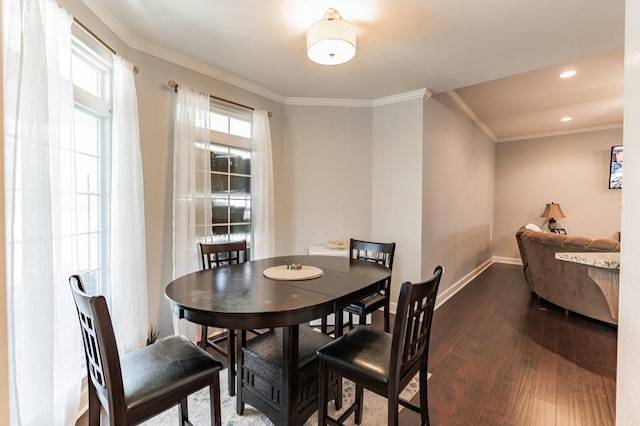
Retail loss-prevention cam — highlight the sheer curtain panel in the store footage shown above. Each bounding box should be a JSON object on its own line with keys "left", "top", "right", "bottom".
{"left": 3, "top": 0, "right": 81, "bottom": 424}
{"left": 110, "top": 56, "right": 149, "bottom": 354}
{"left": 172, "top": 86, "right": 211, "bottom": 341}
{"left": 250, "top": 110, "right": 275, "bottom": 259}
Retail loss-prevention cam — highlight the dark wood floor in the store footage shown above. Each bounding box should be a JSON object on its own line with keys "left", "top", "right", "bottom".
{"left": 397, "top": 263, "right": 617, "bottom": 426}
{"left": 78, "top": 263, "right": 616, "bottom": 425}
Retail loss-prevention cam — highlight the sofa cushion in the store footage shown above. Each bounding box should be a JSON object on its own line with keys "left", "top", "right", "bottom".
{"left": 589, "top": 238, "right": 621, "bottom": 251}
{"left": 561, "top": 235, "right": 593, "bottom": 247}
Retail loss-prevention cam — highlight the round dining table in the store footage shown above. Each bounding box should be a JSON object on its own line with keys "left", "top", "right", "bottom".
{"left": 165, "top": 254, "right": 391, "bottom": 426}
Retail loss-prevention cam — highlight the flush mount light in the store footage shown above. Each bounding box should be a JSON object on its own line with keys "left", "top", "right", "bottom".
{"left": 560, "top": 116, "right": 573, "bottom": 122}
{"left": 307, "top": 8, "right": 356, "bottom": 65}
{"left": 559, "top": 70, "right": 577, "bottom": 79}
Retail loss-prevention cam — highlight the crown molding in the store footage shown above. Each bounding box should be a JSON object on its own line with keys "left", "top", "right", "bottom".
{"left": 372, "top": 88, "right": 432, "bottom": 107}
{"left": 130, "top": 38, "right": 287, "bottom": 104}
{"left": 446, "top": 90, "right": 498, "bottom": 142}
{"left": 497, "top": 123, "right": 624, "bottom": 143}
{"left": 285, "top": 97, "right": 373, "bottom": 107}
{"left": 285, "top": 88, "right": 432, "bottom": 108}
{"left": 80, "top": 0, "right": 135, "bottom": 45}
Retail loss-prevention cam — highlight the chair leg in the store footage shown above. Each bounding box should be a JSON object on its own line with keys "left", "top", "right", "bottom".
{"left": 335, "top": 310, "right": 344, "bottom": 338}
{"left": 420, "top": 369, "right": 430, "bottom": 426}
{"left": 335, "top": 371, "right": 342, "bottom": 410}
{"left": 210, "top": 372, "right": 222, "bottom": 426}
{"left": 333, "top": 310, "right": 343, "bottom": 409}
{"left": 199, "top": 325, "right": 208, "bottom": 349}
{"left": 179, "top": 398, "right": 189, "bottom": 425}
{"left": 359, "top": 309, "right": 366, "bottom": 326}
{"left": 355, "top": 383, "right": 364, "bottom": 424}
{"left": 387, "top": 394, "right": 399, "bottom": 426}
{"left": 318, "top": 359, "right": 329, "bottom": 426}
{"left": 236, "top": 330, "right": 246, "bottom": 416}
{"left": 321, "top": 316, "right": 328, "bottom": 334}
{"left": 348, "top": 312, "right": 354, "bottom": 330}
{"left": 228, "top": 328, "right": 236, "bottom": 396}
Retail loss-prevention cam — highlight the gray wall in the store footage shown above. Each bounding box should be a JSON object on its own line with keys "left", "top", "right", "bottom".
{"left": 372, "top": 99, "right": 425, "bottom": 305}
{"left": 494, "top": 128, "right": 623, "bottom": 259}
{"left": 282, "top": 105, "right": 373, "bottom": 255}
{"left": 423, "top": 93, "right": 495, "bottom": 296}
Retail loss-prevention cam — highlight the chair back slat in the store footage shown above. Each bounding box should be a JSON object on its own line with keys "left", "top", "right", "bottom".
{"left": 69, "top": 275, "right": 126, "bottom": 417}
{"left": 390, "top": 266, "right": 443, "bottom": 383}
{"left": 349, "top": 239, "right": 395, "bottom": 270}
{"left": 197, "top": 240, "right": 248, "bottom": 271}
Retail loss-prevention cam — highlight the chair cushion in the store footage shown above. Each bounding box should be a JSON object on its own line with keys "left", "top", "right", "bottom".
{"left": 317, "top": 326, "right": 391, "bottom": 386}
{"left": 121, "top": 335, "right": 223, "bottom": 412}
{"left": 344, "top": 293, "right": 386, "bottom": 315}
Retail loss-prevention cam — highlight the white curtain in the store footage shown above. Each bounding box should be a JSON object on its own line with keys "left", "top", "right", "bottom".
{"left": 3, "top": 0, "right": 82, "bottom": 424}
{"left": 250, "top": 110, "right": 275, "bottom": 259}
{"left": 110, "top": 56, "right": 149, "bottom": 353}
{"left": 172, "top": 85, "right": 211, "bottom": 341}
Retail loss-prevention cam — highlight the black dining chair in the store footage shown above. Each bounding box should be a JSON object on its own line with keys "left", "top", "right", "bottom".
{"left": 69, "top": 275, "right": 223, "bottom": 425}
{"left": 343, "top": 238, "right": 396, "bottom": 333}
{"left": 317, "top": 265, "right": 443, "bottom": 426}
{"left": 196, "top": 240, "right": 247, "bottom": 397}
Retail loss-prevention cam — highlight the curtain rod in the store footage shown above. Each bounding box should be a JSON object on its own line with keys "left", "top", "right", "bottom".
{"left": 73, "top": 17, "right": 139, "bottom": 74}
{"left": 168, "top": 80, "right": 272, "bottom": 118}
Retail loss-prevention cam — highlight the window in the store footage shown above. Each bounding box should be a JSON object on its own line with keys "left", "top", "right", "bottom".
{"left": 69, "top": 35, "right": 112, "bottom": 296}
{"left": 198, "top": 101, "right": 253, "bottom": 247}
{"left": 209, "top": 144, "right": 251, "bottom": 244}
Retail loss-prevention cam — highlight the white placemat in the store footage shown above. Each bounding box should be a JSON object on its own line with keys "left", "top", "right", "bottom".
{"left": 263, "top": 265, "right": 324, "bottom": 280}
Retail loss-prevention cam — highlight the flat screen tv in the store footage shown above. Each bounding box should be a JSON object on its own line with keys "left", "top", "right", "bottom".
{"left": 609, "top": 145, "right": 623, "bottom": 189}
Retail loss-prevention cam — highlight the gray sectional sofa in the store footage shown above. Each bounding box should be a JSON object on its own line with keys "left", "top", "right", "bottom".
{"left": 516, "top": 226, "right": 620, "bottom": 325}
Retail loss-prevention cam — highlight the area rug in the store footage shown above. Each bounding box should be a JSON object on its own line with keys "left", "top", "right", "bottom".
{"left": 142, "top": 370, "right": 428, "bottom": 425}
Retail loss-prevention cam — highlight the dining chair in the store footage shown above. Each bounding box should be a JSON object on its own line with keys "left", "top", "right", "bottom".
{"left": 317, "top": 265, "right": 443, "bottom": 426}
{"left": 343, "top": 238, "right": 396, "bottom": 333}
{"left": 197, "top": 240, "right": 249, "bottom": 397}
{"left": 69, "top": 275, "right": 223, "bottom": 426}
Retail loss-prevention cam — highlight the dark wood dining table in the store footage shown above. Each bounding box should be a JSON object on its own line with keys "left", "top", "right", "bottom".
{"left": 165, "top": 254, "right": 391, "bottom": 425}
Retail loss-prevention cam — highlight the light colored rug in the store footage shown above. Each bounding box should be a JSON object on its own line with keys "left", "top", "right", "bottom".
{"left": 142, "top": 370, "right": 427, "bottom": 425}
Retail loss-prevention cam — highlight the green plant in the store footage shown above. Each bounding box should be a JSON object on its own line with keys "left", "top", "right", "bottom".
{"left": 146, "top": 325, "right": 160, "bottom": 345}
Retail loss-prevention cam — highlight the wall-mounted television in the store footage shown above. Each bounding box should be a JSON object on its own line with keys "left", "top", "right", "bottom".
{"left": 609, "top": 145, "right": 623, "bottom": 189}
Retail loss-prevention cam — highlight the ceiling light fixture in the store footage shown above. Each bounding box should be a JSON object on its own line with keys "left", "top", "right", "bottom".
{"left": 559, "top": 70, "right": 577, "bottom": 79}
{"left": 307, "top": 8, "right": 356, "bottom": 65}
{"left": 560, "top": 116, "right": 573, "bottom": 122}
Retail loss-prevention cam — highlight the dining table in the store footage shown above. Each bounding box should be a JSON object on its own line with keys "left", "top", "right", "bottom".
{"left": 165, "top": 254, "right": 391, "bottom": 426}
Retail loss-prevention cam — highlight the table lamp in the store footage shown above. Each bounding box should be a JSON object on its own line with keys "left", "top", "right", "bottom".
{"left": 540, "top": 202, "right": 566, "bottom": 231}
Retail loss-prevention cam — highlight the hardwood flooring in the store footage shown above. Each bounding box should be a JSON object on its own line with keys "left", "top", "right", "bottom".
{"left": 77, "top": 262, "right": 617, "bottom": 425}
{"left": 397, "top": 262, "right": 617, "bottom": 426}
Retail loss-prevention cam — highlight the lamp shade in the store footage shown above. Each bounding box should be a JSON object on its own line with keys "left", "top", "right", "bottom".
{"left": 307, "top": 8, "right": 356, "bottom": 65}
{"left": 540, "top": 202, "right": 566, "bottom": 219}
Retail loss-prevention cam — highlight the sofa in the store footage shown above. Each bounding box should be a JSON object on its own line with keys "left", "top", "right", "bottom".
{"left": 516, "top": 226, "right": 620, "bottom": 325}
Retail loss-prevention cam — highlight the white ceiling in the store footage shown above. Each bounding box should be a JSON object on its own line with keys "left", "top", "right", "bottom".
{"left": 84, "top": 0, "right": 626, "bottom": 140}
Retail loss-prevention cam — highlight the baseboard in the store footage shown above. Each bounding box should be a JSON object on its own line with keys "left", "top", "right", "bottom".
{"left": 434, "top": 258, "right": 494, "bottom": 309}
{"left": 493, "top": 256, "right": 522, "bottom": 265}
{"left": 389, "top": 258, "right": 495, "bottom": 314}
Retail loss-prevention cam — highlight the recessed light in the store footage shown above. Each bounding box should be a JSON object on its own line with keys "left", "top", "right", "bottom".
{"left": 560, "top": 116, "right": 573, "bottom": 122}
{"left": 560, "top": 70, "right": 577, "bottom": 79}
